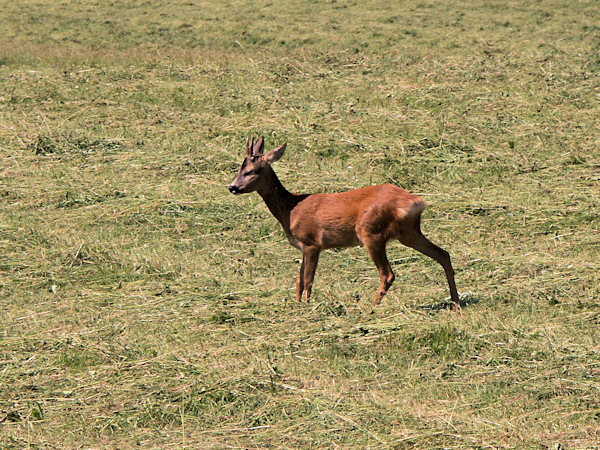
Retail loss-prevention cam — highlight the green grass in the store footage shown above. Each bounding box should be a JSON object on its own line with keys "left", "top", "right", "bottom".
{"left": 1, "top": 0, "right": 599, "bottom": 447}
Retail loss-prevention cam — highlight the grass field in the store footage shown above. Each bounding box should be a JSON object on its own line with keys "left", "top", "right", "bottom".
{"left": 1, "top": 0, "right": 599, "bottom": 447}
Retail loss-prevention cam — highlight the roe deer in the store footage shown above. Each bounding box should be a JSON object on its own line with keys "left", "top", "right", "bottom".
{"left": 229, "top": 136, "right": 461, "bottom": 308}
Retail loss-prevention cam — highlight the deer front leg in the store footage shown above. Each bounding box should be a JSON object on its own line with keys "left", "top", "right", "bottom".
{"left": 301, "top": 246, "right": 320, "bottom": 302}
{"left": 295, "top": 256, "right": 305, "bottom": 302}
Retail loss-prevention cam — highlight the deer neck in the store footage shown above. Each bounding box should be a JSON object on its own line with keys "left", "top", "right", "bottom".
{"left": 256, "top": 168, "right": 297, "bottom": 234}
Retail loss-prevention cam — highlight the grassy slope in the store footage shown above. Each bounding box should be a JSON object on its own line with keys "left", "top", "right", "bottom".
{"left": 1, "top": 0, "right": 599, "bottom": 447}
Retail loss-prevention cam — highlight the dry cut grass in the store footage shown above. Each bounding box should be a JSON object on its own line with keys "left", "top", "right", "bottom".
{"left": 1, "top": 0, "right": 599, "bottom": 447}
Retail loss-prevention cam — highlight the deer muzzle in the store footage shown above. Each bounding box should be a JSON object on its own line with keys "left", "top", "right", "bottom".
{"left": 228, "top": 184, "right": 242, "bottom": 194}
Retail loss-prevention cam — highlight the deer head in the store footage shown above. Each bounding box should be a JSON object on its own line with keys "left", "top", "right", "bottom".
{"left": 228, "top": 136, "right": 286, "bottom": 195}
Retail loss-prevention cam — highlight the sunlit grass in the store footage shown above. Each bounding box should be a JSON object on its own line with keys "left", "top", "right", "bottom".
{"left": 1, "top": 0, "right": 599, "bottom": 447}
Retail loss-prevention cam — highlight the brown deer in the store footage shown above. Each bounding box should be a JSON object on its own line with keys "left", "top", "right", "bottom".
{"left": 229, "top": 136, "right": 461, "bottom": 308}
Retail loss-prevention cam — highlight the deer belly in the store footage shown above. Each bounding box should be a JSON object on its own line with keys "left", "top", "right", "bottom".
{"left": 321, "top": 228, "right": 361, "bottom": 249}
{"left": 289, "top": 221, "right": 360, "bottom": 249}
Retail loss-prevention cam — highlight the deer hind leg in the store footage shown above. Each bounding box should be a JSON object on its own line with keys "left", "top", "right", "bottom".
{"left": 301, "top": 246, "right": 320, "bottom": 302}
{"left": 399, "top": 219, "right": 460, "bottom": 306}
{"left": 363, "top": 236, "right": 395, "bottom": 305}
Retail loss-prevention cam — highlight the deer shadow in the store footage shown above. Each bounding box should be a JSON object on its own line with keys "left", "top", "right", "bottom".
{"left": 418, "top": 292, "right": 481, "bottom": 312}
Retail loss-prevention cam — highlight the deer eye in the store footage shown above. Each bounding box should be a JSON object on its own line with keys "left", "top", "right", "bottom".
{"left": 245, "top": 169, "right": 257, "bottom": 176}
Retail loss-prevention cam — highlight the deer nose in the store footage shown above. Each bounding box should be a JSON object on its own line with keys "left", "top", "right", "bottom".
{"left": 228, "top": 184, "right": 240, "bottom": 194}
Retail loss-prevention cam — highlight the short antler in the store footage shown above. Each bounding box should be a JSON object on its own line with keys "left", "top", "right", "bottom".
{"left": 252, "top": 136, "right": 265, "bottom": 156}
{"left": 245, "top": 136, "right": 266, "bottom": 156}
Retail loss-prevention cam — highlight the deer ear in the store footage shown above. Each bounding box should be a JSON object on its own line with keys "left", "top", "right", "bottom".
{"left": 263, "top": 143, "right": 286, "bottom": 164}
{"left": 252, "top": 136, "right": 265, "bottom": 156}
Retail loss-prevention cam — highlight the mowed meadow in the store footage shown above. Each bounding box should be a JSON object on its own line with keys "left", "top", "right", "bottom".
{"left": 1, "top": 0, "right": 599, "bottom": 447}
